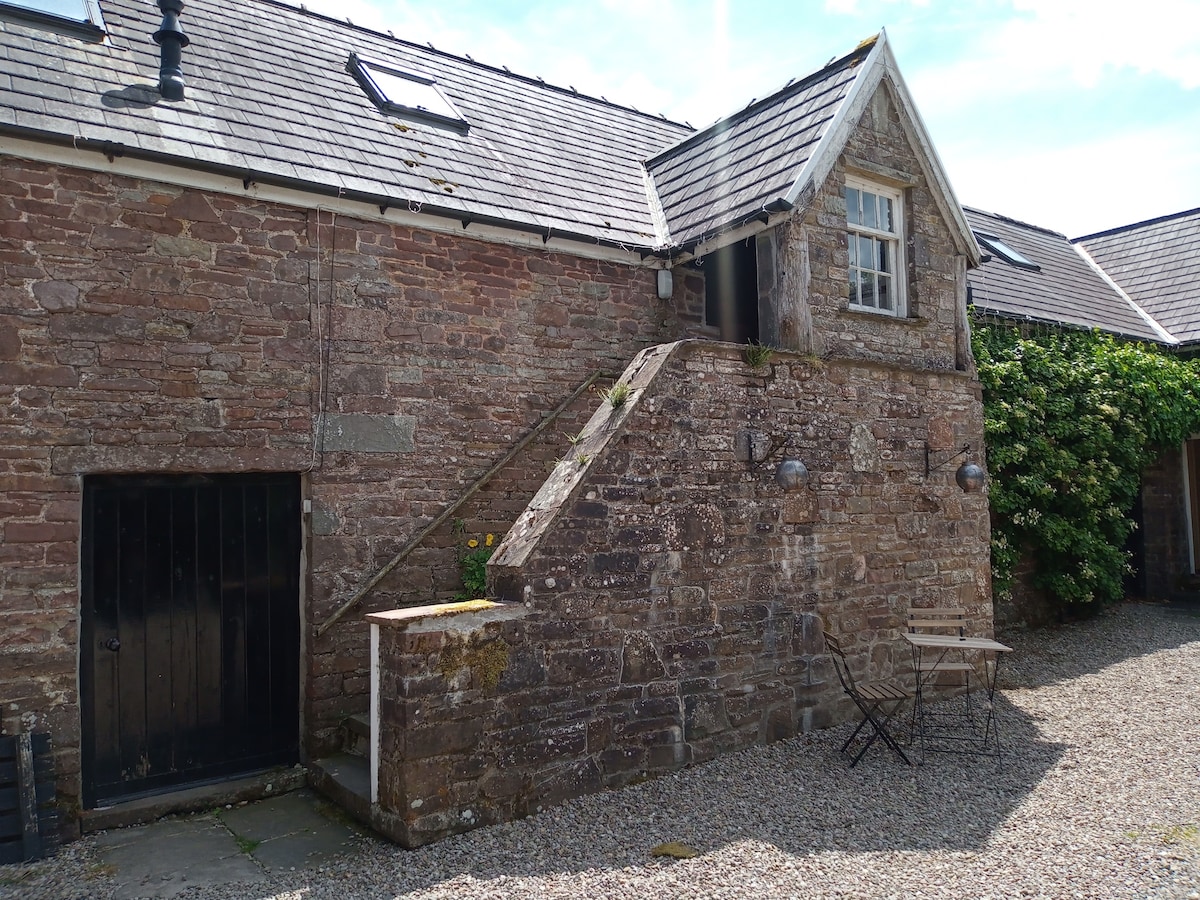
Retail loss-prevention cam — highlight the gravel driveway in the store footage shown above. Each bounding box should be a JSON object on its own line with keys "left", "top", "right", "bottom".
{"left": 5, "top": 601, "right": 1199, "bottom": 899}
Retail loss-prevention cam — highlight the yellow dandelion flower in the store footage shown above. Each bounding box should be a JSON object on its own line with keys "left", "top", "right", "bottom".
{"left": 466, "top": 538, "right": 479, "bottom": 548}
{"left": 485, "top": 533, "right": 495, "bottom": 547}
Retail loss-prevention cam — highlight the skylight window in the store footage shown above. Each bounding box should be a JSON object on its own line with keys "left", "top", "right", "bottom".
{"left": 349, "top": 54, "right": 468, "bottom": 133}
{"left": 974, "top": 232, "right": 1040, "bottom": 271}
{"left": 0, "top": 0, "right": 105, "bottom": 36}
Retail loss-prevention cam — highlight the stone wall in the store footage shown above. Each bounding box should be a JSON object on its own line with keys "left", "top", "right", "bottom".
{"left": 1137, "top": 444, "right": 1191, "bottom": 600}
{"left": 0, "top": 156, "right": 704, "bottom": 811}
{"left": 788, "top": 82, "right": 965, "bottom": 371}
{"left": 361, "top": 339, "right": 988, "bottom": 845}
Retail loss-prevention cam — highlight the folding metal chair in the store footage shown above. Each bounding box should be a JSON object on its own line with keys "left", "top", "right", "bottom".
{"left": 823, "top": 630, "right": 912, "bottom": 767}
{"left": 907, "top": 607, "right": 973, "bottom": 698}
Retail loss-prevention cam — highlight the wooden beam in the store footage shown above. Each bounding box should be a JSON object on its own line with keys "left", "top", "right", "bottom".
{"left": 15, "top": 733, "right": 41, "bottom": 862}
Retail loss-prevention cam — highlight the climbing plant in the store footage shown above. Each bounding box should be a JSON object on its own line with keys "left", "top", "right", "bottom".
{"left": 973, "top": 322, "right": 1200, "bottom": 613}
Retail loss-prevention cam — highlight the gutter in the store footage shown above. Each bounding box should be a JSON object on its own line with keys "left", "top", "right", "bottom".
{"left": 0, "top": 125, "right": 662, "bottom": 261}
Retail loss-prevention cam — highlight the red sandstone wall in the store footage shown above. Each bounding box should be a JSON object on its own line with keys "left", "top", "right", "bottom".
{"left": 1139, "top": 446, "right": 1191, "bottom": 599}
{"left": 0, "top": 156, "right": 696, "bottom": 812}
{"left": 369, "top": 340, "right": 989, "bottom": 845}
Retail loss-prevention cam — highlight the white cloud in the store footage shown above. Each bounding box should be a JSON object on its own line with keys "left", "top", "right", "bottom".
{"left": 1012, "top": 0, "right": 1200, "bottom": 90}
{"left": 908, "top": 0, "right": 1200, "bottom": 117}
{"left": 941, "top": 118, "right": 1200, "bottom": 235}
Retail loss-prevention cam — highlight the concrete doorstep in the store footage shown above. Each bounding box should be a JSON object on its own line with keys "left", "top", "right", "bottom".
{"left": 92, "top": 789, "right": 370, "bottom": 899}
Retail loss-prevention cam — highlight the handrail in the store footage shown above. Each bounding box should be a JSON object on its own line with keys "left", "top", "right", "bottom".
{"left": 315, "top": 369, "right": 604, "bottom": 637}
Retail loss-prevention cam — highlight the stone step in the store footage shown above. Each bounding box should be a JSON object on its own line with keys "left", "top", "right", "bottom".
{"left": 309, "top": 754, "right": 370, "bottom": 829}
{"left": 79, "top": 765, "right": 307, "bottom": 834}
{"left": 342, "top": 713, "right": 370, "bottom": 757}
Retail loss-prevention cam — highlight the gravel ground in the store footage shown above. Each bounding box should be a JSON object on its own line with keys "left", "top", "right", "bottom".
{"left": 5, "top": 601, "right": 1199, "bottom": 900}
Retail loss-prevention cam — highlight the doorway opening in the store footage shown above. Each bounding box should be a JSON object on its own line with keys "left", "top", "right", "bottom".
{"left": 80, "top": 472, "right": 301, "bottom": 807}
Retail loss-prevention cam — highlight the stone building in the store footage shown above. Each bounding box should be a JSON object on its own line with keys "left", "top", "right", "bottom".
{"left": 965, "top": 206, "right": 1200, "bottom": 622}
{"left": 1, "top": 0, "right": 991, "bottom": 844}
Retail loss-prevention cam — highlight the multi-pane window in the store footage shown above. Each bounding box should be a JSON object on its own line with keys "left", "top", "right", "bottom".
{"left": 845, "top": 180, "right": 903, "bottom": 315}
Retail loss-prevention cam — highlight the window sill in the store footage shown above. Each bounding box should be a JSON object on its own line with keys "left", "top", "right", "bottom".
{"left": 843, "top": 306, "right": 926, "bottom": 325}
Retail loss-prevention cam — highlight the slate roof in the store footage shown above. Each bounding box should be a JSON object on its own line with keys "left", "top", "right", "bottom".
{"left": 0, "top": 1, "right": 914, "bottom": 256}
{"left": 1074, "top": 209, "right": 1200, "bottom": 346}
{"left": 0, "top": 0, "right": 691, "bottom": 248}
{"left": 964, "top": 208, "right": 1168, "bottom": 343}
{"left": 6, "top": 1, "right": 1190, "bottom": 349}
{"left": 646, "top": 41, "right": 872, "bottom": 248}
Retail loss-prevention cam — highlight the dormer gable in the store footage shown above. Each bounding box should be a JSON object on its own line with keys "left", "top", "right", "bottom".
{"left": 646, "top": 31, "right": 979, "bottom": 268}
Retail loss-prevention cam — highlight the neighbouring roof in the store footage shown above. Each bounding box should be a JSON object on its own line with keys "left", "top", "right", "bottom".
{"left": 1074, "top": 208, "right": 1200, "bottom": 346}
{"left": 964, "top": 208, "right": 1170, "bottom": 343}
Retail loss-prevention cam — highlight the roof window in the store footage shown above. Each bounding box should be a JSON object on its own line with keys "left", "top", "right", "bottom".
{"left": 974, "top": 232, "right": 1040, "bottom": 271}
{"left": 349, "top": 53, "right": 468, "bottom": 134}
{"left": 0, "top": 0, "right": 105, "bottom": 38}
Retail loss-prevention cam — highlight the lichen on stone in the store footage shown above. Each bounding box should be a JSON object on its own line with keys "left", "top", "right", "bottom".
{"left": 437, "top": 632, "right": 510, "bottom": 692}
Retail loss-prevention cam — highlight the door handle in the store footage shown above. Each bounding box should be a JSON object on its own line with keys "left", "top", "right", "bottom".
{"left": 104, "top": 637, "right": 121, "bottom": 652}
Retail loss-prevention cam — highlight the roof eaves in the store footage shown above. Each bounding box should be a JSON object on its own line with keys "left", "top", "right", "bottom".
{"left": 1072, "top": 242, "right": 1179, "bottom": 344}
{"left": 970, "top": 307, "right": 1168, "bottom": 344}
{"left": 1, "top": 124, "right": 659, "bottom": 256}
{"left": 779, "top": 32, "right": 883, "bottom": 212}
{"left": 665, "top": 199, "right": 795, "bottom": 262}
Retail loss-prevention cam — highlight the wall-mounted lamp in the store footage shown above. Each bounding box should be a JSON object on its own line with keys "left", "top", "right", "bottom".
{"left": 955, "top": 462, "right": 986, "bottom": 493}
{"left": 656, "top": 269, "right": 673, "bottom": 300}
{"left": 924, "top": 442, "right": 986, "bottom": 493}
{"left": 734, "top": 428, "right": 811, "bottom": 491}
{"left": 775, "top": 458, "right": 809, "bottom": 492}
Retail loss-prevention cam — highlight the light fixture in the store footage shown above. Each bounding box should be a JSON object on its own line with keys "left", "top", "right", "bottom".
{"left": 775, "top": 458, "right": 809, "bottom": 491}
{"left": 656, "top": 269, "right": 673, "bottom": 300}
{"left": 924, "top": 442, "right": 986, "bottom": 493}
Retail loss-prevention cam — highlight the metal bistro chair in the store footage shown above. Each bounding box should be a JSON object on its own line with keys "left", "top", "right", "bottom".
{"left": 906, "top": 607, "right": 976, "bottom": 743}
{"left": 907, "top": 607, "right": 974, "bottom": 698}
{"left": 823, "top": 630, "right": 911, "bottom": 767}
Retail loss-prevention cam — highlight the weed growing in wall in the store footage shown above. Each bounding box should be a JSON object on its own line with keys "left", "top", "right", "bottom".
{"left": 743, "top": 340, "right": 774, "bottom": 368}
{"left": 453, "top": 520, "right": 497, "bottom": 600}
{"left": 599, "top": 381, "right": 631, "bottom": 408}
{"left": 973, "top": 322, "right": 1200, "bottom": 613}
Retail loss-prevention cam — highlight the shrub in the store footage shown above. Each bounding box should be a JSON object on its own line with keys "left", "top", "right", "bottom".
{"left": 974, "top": 323, "right": 1200, "bottom": 612}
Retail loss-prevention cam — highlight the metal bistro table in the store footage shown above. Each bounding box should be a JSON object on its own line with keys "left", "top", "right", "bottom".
{"left": 903, "top": 632, "right": 1013, "bottom": 764}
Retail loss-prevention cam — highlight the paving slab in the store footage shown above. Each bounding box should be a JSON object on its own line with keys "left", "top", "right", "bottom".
{"left": 93, "top": 788, "right": 368, "bottom": 898}
{"left": 221, "top": 789, "right": 364, "bottom": 871}
{"left": 95, "top": 815, "right": 263, "bottom": 899}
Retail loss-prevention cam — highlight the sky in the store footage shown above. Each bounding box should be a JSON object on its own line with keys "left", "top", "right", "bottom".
{"left": 292, "top": 0, "right": 1200, "bottom": 238}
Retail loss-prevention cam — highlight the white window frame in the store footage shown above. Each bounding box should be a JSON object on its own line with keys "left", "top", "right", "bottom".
{"left": 844, "top": 176, "right": 906, "bottom": 317}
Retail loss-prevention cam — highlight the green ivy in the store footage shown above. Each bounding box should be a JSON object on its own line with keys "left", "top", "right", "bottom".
{"left": 973, "top": 322, "right": 1200, "bottom": 612}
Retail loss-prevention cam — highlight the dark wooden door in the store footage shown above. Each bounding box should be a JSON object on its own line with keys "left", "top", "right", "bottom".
{"left": 81, "top": 473, "right": 301, "bottom": 807}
